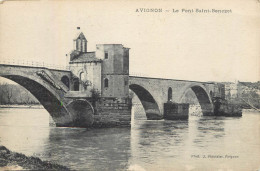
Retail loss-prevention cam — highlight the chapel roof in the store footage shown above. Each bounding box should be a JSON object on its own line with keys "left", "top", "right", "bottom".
{"left": 74, "top": 32, "right": 87, "bottom": 40}
{"left": 70, "top": 51, "right": 101, "bottom": 63}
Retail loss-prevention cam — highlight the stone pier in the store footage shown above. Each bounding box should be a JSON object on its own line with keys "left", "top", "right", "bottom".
{"left": 93, "top": 98, "right": 132, "bottom": 127}
{"left": 213, "top": 98, "right": 242, "bottom": 117}
{"left": 163, "top": 103, "right": 189, "bottom": 120}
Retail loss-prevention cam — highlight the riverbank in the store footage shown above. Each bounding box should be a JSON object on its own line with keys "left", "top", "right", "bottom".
{"left": 0, "top": 104, "right": 43, "bottom": 109}
{"left": 0, "top": 145, "right": 69, "bottom": 170}
{"left": 242, "top": 109, "right": 260, "bottom": 113}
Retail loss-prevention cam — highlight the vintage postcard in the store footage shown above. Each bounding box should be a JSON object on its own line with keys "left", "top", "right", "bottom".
{"left": 0, "top": 0, "right": 259, "bottom": 170}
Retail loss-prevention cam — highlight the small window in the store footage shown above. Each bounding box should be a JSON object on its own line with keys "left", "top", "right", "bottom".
{"left": 104, "top": 78, "right": 109, "bottom": 88}
{"left": 168, "top": 87, "right": 172, "bottom": 102}
{"left": 125, "top": 80, "right": 128, "bottom": 86}
{"left": 73, "top": 78, "right": 79, "bottom": 91}
{"left": 105, "top": 52, "right": 108, "bottom": 59}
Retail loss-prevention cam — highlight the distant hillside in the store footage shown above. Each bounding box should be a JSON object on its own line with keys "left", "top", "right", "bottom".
{"left": 238, "top": 82, "right": 260, "bottom": 109}
{"left": 0, "top": 84, "right": 39, "bottom": 105}
{"left": 239, "top": 81, "right": 260, "bottom": 90}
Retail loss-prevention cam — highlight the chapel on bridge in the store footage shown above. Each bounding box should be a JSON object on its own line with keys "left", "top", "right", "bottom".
{"left": 66, "top": 31, "right": 130, "bottom": 99}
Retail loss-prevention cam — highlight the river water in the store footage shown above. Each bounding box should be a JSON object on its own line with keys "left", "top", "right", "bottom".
{"left": 0, "top": 106, "right": 259, "bottom": 171}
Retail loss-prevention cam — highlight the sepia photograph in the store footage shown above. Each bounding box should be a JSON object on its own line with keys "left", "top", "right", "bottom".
{"left": 0, "top": 0, "right": 259, "bottom": 170}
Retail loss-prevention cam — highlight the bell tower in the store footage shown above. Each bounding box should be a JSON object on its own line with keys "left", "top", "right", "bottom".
{"left": 73, "top": 28, "right": 87, "bottom": 52}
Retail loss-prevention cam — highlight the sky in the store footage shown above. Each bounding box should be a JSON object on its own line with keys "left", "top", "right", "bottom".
{"left": 0, "top": 0, "right": 260, "bottom": 83}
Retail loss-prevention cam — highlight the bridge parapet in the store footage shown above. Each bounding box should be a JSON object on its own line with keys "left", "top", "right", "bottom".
{"left": 0, "top": 58, "right": 69, "bottom": 71}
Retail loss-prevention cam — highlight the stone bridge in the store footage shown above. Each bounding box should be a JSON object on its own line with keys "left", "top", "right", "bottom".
{"left": 129, "top": 76, "right": 223, "bottom": 119}
{"left": 0, "top": 64, "right": 78, "bottom": 126}
{"left": 0, "top": 64, "right": 224, "bottom": 127}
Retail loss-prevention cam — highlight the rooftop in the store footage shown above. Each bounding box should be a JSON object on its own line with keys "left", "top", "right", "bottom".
{"left": 70, "top": 51, "right": 102, "bottom": 63}
{"left": 74, "top": 32, "right": 87, "bottom": 40}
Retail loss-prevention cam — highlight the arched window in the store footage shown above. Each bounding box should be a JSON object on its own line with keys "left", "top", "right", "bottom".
{"left": 168, "top": 87, "right": 172, "bottom": 102}
{"left": 77, "top": 39, "right": 82, "bottom": 51}
{"left": 61, "top": 76, "right": 70, "bottom": 89}
{"left": 104, "top": 78, "right": 109, "bottom": 88}
{"left": 73, "top": 78, "right": 79, "bottom": 91}
{"left": 80, "top": 72, "right": 86, "bottom": 82}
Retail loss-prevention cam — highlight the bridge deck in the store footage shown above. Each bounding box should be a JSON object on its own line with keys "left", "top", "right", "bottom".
{"left": 0, "top": 64, "right": 71, "bottom": 72}
{"left": 129, "top": 76, "right": 216, "bottom": 84}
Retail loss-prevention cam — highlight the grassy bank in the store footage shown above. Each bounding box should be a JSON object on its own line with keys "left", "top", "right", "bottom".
{"left": 0, "top": 104, "right": 43, "bottom": 109}
{"left": 0, "top": 146, "right": 69, "bottom": 170}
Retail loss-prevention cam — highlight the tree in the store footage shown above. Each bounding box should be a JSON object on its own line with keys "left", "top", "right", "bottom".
{"left": 24, "top": 92, "right": 32, "bottom": 105}
{"left": 90, "top": 88, "right": 101, "bottom": 115}
{"left": 0, "top": 83, "right": 39, "bottom": 105}
{"left": 2, "top": 83, "right": 13, "bottom": 104}
{"left": 0, "top": 83, "right": 5, "bottom": 104}
{"left": 90, "top": 88, "right": 100, "bottom": 103}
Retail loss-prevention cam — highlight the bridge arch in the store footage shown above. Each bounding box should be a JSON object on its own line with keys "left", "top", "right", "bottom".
{"left": 179, "top": 83, "right": 213, "bottom": 115}
{"left": 1, "top": 73, "right": 72, "bottom": 126}
{"left": 210, "top": 90, "right": 213, "bottom": 99}
{"left": 66, "top": 99, "right": 94, "bottom": 127}
{"left": 0, "top": 68, "right": 75, "bottom": 127}
{"left": 129, "top": 84, "right": 161, "bottom": 120}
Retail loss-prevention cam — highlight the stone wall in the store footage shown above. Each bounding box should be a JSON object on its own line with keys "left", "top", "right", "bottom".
{"left": 96, "top": 44, "right": 129, "bottom": 98}
{"left": 93, "top": 98, "right": 132, "bottom": 127}
{"left": 69, "top": 62, "right": 102, "bottom": 92}
{"left": 164, "top": 103, "right": 189, "bottom": 120}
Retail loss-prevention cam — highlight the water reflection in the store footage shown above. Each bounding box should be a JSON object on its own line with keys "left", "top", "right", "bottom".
{"left": 0, "top": 108, "right": 50, "bottom": 157}
{"left": 0, "top": 108, "right": 259, "bottom": 171}
{"left": 44, "top": 127, "right": 131, "bottom": 170}
{"left": 192, "top": 116, "right": 226, "bottom": 147}
{"left": 129, "top": 119, "right": 190, "bottom": 170}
